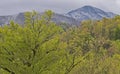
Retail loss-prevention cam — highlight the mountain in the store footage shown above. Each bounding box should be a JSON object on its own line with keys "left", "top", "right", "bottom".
{"left": 67, "top": 5, "right": 117, "bottom": 21}
{"left": 0, "top": 12, "right": 80, "bottom": 26}
{"left": 0, "top": 13, "right": 24, "bottom": 26}
{"left": 0, "top": 5, "right": 117, "bottom": 26}
{"left": 0, "top": 15, "right": 12, "bottom": 25}
{"left": 52, "top": 13, "right": 80, "bottom": 25}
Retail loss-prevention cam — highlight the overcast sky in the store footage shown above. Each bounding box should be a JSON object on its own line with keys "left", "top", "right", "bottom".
{"left": 0, "top": 0, "right": 120, "bottom": 15}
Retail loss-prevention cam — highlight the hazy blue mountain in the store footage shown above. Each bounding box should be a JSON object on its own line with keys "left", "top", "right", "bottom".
{"left": 0, "top": 5, "right": 117, "bottom": 26}
{"left": 0, "top": 15, "right": 12, "bottom": 25}
{"left": 52, "top": 13, "right": 80, "bottom": 25}
{"left": 0, "top": 12, "right": 80, "bottom": 26}
{"left": 0, "top": 13, "right": 25, "bottom": 26}
{"left": 67, "top": 5, "right": 117, "bottom": 21}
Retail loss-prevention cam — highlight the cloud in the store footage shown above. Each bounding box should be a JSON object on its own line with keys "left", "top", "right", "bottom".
{"left": 116, "top": 0, "right": 120, "bottom": 5}
{"left": 0, "top": 0, "right": 120, "bottom": 15}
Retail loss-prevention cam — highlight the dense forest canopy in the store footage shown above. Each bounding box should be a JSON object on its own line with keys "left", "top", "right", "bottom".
{"left": 0, "top": 10, "right": 120, "bottom": 74}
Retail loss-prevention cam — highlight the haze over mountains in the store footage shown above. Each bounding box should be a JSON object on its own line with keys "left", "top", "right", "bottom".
{"left": 0, "top": 6, "right": 117, "bottom": 26}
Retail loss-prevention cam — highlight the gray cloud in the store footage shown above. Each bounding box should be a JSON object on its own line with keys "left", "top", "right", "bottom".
{"left": 0, "top": 0, "right": 120, "bottom": 15}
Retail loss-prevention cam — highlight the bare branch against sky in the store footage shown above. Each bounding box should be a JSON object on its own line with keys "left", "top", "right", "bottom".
{"left": 0, "top": 0, "right": 120, "bottom": 15}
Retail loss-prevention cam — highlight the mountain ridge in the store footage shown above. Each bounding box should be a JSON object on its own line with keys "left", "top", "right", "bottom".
{"left": 0, "top": 5, "right": 117, "bottom": 26}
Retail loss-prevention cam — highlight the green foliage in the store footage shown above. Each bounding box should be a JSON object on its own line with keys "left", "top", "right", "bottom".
{"left": 1, "top": 11, "right": 120, "bottom": 74}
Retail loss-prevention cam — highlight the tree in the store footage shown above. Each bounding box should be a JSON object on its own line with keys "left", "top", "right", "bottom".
{"left": 0, "top": 10, "right": 66, "bottom": 74}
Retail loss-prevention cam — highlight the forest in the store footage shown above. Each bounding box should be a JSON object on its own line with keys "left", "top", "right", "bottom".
{"left": 0, "top": 10, "right": 120, "bottom": 74}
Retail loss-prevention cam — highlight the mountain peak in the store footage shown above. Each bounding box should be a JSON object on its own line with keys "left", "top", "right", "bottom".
{"left": 81, "top": 5, "right": 95, "bottom": 9}
{"left": 70, "top": 5, "right": 96, "bottom": 12}
{"left": 67, "top": 5, "right": 116, "bottom": 21}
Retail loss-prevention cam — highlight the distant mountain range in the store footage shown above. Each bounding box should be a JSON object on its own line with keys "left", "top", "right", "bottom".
{"left": 0, "top": 5, "right": 117, "bottom": 26}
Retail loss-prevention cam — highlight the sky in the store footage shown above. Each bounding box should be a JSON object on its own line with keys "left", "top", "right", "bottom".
{"left": 0, "top": 0, "right": 120, "bottom": 15}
